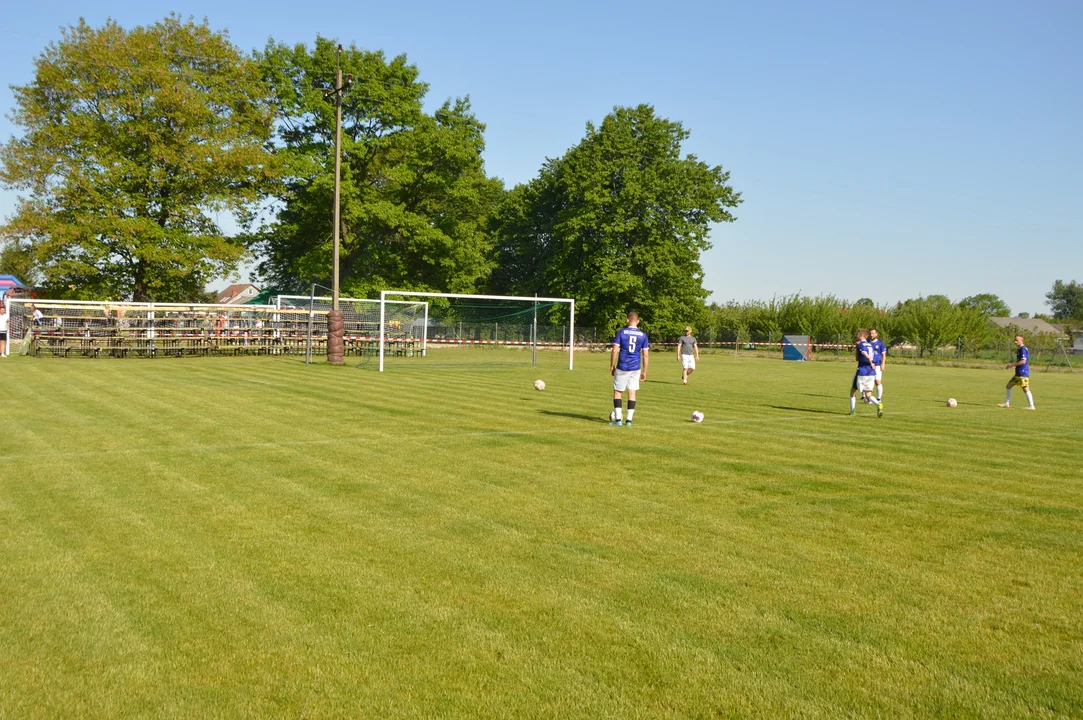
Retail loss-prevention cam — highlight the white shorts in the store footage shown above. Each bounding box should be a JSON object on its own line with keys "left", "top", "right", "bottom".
{"left": 613, "top": 369, "right": 641, "bottom": 392}
{"left": 855, "top": 375, "right": 875, "bottom": 393}
{"left": 875, "top": 368, "right": 883, "bottom": 383}
{"left": 681, "top": 355, "right": 696, "bottom": 370}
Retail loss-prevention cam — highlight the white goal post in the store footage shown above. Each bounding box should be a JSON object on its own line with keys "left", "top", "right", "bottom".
{"left": 378, "top": 291, "right": 576, "bottom": 372}
{"left": 276, "top": 294, "right": 429, "bottom": 362}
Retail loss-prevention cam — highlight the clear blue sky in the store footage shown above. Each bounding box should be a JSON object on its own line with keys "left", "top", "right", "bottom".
{"left": 2, "top": 0, "right": 1080, "bottom": 314}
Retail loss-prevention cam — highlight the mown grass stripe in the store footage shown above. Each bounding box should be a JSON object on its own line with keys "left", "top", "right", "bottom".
{"left": 0, "top": 352, "right": 1080, "bottom": 718}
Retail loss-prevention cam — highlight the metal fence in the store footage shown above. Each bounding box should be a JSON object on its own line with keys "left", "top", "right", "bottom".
{"left": 6, "top": 297, "right": 1072, "bottom": 371}
{"left": 657, "top": 329, "right": 1072, "bottom": 369}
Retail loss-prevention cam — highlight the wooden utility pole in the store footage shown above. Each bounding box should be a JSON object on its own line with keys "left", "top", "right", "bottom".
{"left": 326, "top": 44, "right": 351, "bottom": 365}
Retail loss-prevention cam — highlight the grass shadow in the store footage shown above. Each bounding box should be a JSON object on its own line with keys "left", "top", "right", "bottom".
{"left": 767, "top": 404, "right": 840, "bottom": 415}
{"left": 538, "top": 409, "right": 610, "bottom": 424}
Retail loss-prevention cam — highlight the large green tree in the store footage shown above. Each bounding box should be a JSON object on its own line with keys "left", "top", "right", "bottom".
{"left": 0, "top": 16, "right": 278, "bottom": 301}
{"left": 249, "top": 38, "right": 503, "bottom": 296}
{"left": 488, "top": 104, "right": 741, "bottom": 336}
{"left": 1045, "top": 280, "right": 1083, "bottom": 320}
{"left": 957, "top": 293, "right": 1011, "bottom": 317}
{"left": 0, "top": 238, "right": 40, "bottom": 286}
{"left": 893, "top": 295, "right": 960, "bottom": 357}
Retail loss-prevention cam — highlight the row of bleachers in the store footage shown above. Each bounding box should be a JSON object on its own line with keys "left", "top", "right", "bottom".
{"left": 22, "top": 314, "right": 412, "bottom": 336}
{"left": 29, "top": 329, "right": 422, "bottom": 359}
{"left": 7, "top": 301, "right": 422, "bottom": 359}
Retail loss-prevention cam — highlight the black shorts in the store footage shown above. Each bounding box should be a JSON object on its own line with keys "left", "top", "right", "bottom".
{"left": 0, "top": 331, "right": 7, "bottom": 341}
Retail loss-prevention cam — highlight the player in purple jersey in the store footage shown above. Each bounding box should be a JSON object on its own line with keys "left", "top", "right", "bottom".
{"left": 849, "top": 329, "right": 883, "bottom": 417}
{"left": 999, "top": 334, "right": 1035, "bottom": 410}
{"left": 610, "top": 311, "right": 649, "bottom": 426}
{"left": 869, "top": 327, "right": 886, "bottom": 402}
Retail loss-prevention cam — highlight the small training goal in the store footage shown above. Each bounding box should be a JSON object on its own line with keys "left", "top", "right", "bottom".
{"left": 782, "top": 335, "right": 812, "bottom": 361}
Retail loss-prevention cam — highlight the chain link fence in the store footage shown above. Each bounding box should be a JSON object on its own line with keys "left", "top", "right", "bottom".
{"left": 652, "top": 328, "right": 1073, "bottom": 369}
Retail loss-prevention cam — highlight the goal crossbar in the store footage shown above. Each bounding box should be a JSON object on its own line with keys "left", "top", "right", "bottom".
{"left": 274, "top": 294, "right": 426, "bottom": 310}
{"left": 378, "top": 291, "right": 576, "bottom": 372}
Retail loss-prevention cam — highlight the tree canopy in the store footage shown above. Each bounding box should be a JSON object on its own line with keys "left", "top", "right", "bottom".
{"left": 0, "top": 238, "right": 39, "bottom": 286}
{"left": 4, "top": 15, "right": 1064, "bottom": 335}
{"left": 0, "top": 16, "right": 279, "bottom": 301}
{"left": 488, "top": 104, "right": 741, "bottom": 336}
{"left": 957, "top": 293, "right": 1011, "bottom": 318}
{"left": 889, "top": 295, "right": 959, "bottom": 357}
{"left": 248, "top": 38, "right": 503, "bottom": 296}
{"left": 1045, "top": 280, "right": 1083, "bottom": 320}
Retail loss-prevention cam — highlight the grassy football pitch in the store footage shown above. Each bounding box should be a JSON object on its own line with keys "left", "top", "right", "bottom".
{"left": 1, "top": 350, "right": 1080, "bottom": 718}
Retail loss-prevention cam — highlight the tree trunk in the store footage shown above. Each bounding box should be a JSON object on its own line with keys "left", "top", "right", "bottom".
{"left": 132, "top": 261, "right": 150, "bottom": 302}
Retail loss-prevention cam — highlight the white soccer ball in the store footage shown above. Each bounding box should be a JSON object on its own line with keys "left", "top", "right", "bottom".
{"left": 946, "top": 398, "right": 957, "bottom": 408}
{"left": 691, "top": 410, "right": 704, "bottom": 423}
{"left": 534, "top": 379, "right": 545, "bottom": 391}
{"left": 610, "top": 410, "right": 618, "bottom": 422}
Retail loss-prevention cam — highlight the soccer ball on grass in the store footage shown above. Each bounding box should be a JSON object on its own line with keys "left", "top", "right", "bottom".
{"left": 534, "top": 379, "right": 546, "bottom": 391}
{"left": 946, "top": 398, "right": 957, "bottom": 408}
{"left": 690, "top": 411, "right": 704, "bottom": 423}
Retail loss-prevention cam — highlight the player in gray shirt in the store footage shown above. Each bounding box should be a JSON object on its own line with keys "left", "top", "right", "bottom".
{"left": 677, "top": 326, "right": 699, "bottom": 385}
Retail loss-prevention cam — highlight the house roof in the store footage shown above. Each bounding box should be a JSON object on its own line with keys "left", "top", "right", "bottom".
{"left": 244, "top": 288, "right": 290, "bottom": 305}
{"left": 215, "top": 283, "right": 260, "bottom": 305}
{"left": 988, "top": 317, "right": 1062, "bottom": 335}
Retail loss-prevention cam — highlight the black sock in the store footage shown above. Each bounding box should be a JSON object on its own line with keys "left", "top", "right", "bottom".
{"left": 627, "top": 400, "right": 636, "bottom": 411}
{"left": 613, "top": 399, "right": 622, "bottom": 410}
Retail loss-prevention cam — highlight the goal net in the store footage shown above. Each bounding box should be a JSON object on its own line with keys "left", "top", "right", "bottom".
{"left": 274, "top": 295, "right": 428, "bottom": 353}
{"left": 377, "top": 291, "right": 576, "bottom": 371}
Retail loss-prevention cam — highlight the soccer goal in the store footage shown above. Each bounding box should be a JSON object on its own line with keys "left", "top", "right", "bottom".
{"left": 377, "top": 291, "right": 576, "bottom": 372}
{"left": 272, "top": 292, "right": 428, "bottom": 352}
